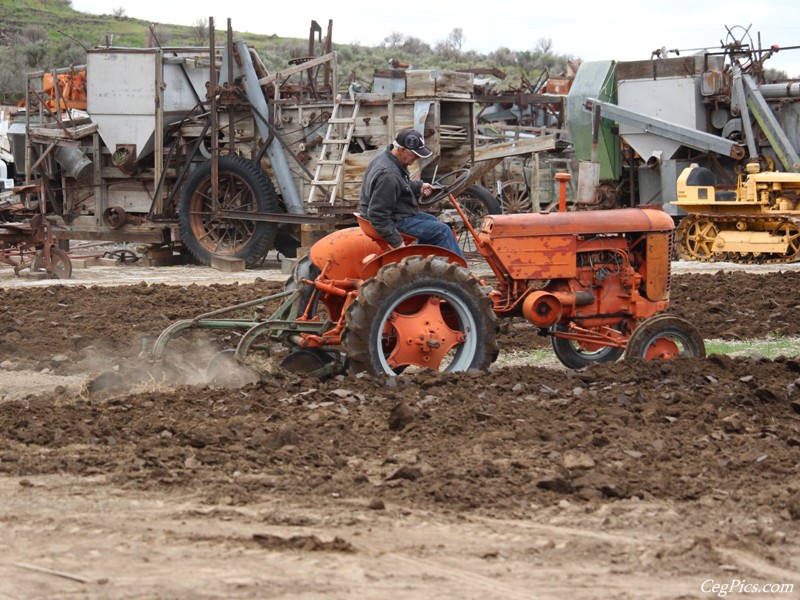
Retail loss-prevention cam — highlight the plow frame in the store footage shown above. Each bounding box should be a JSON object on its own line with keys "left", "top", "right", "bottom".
{"left": 150, "top": 278, "right": 355, "bottom": 378}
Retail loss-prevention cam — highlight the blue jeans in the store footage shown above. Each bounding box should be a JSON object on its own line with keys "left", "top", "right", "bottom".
{"left": 397, "top": 212, "right": 465, "bottom": 259}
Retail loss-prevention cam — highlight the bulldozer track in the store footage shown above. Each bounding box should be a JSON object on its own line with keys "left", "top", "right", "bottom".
{"left": 676, "top": 213, "right": 800, "bottom": 265}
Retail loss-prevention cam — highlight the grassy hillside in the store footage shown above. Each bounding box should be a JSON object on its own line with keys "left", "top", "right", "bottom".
{"left": 0, "top": 0, "right": 568, "bottom": 102}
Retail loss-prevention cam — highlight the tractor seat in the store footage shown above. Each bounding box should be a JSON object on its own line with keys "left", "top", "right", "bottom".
{"left": 354, "top": 213, "right": 416, "bottom": 250}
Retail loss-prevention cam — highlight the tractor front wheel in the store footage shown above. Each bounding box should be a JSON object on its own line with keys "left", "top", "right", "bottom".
{"left": 342, "top": 256, "right": 498, "bottom": 376}
{"left": 624, "top": 314, "right": 706, "bottom": 361}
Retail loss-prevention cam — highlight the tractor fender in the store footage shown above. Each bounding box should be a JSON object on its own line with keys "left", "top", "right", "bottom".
{"left": 309, "top": 226, "right": 384, "bottom": 280}
{"left": 360, "top": 245, "right": 467, "bottom": 281}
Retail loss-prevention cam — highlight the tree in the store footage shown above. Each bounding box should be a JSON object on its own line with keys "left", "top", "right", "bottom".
{"left": 21, "top": 26, "right": 47, "bottom": 44}
{"left": 382, "top": 32, "right": 405, "bottom": 49}
{"left": 53, "top": 37, "right": 86, "bottom": 67}
{"left": 0, "top": 46, "right": 26, "bottom": 97}
{"left": 515, "top": 50, "right": 536, "bottom": 72}
{"left": 147, "top": 24, "right": 173, "bottom": 47}
{"left": 400, "top": 36, "right": 431, "bottom": 55}
{"left": 535, "top": 37, "right": 553, "bottom": 54}
{"left": 435, "top": 28, "right": 465, "bottom": 60}
{"left": 112, "top": 7, "right": 126, "bottom": 19}
{"left": 190, "top": 17, "right": 208, "bottom": 47}
{"left": 22, "top": 40, "right": 49, "bottom": 69}
{"left": 764, "top": 67, "right": 789, "bottom": 82}
{"left": 488, "top": 47, "right": 515, "bottom": 67}
{"left": 448, "top": 28, "right": 465, "bottom": 53}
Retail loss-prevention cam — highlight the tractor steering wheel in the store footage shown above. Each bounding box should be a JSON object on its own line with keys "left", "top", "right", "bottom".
{"left": 419, "top": 168, "right": 473, "bottom": 206}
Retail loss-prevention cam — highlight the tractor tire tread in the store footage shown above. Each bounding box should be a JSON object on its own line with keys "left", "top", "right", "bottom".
{"left": 342, "top": 255, "right": 498, "bottom": 375}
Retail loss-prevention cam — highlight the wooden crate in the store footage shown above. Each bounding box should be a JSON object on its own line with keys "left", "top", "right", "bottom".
{"left": 405, "top": 70, "right": 475, "bottom": 98}
{"left": 435, "top": 71, "right": 473, "bottom": 96}
{"left": 405, "top": 70, "right": 437, "bottom": 97}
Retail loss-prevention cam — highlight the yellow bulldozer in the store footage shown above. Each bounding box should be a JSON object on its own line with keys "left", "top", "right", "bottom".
{"left": 674, "top": 162, "right": 800, "bottom": 263}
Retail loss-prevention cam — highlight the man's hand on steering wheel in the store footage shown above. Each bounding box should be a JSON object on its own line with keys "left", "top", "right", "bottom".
{"left": 418, "top": 168, "right": 472, "bottom": 206}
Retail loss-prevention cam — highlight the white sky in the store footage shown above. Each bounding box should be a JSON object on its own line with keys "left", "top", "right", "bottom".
{"left": 70, "top": 0, "right": 800, "bottom": 78}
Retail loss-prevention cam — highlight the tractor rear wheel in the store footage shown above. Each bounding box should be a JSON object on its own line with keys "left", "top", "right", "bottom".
{"left": 179, "top": 155, "right": 279, "bottom": 266}
{"left": 624, "top": 314, "right": 705, "bottom": 361}
{"left": 342, "top": 256, "right": 498, "bottom": 376}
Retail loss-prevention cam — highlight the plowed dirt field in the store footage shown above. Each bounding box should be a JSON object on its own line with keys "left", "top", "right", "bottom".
{"left": 1, "top": 265, "right": 799, "bottom": 599}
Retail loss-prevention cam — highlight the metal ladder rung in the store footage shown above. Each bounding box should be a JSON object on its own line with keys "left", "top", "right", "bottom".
{"left": 317, "top": 159, "right": 345, "bottom": 166}
{"left": 327, "top": 117, "right": 356, "bottom": 124}
{"left": 322, "top": 138, "right": 349, "bottom": 145}
{"left": 311, "top": 179, "right": 340, "bottom": 186}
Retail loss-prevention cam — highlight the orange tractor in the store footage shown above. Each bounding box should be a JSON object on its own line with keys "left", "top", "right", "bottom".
{"left": 153, "top": 170, "right": 705, "bottom": 376}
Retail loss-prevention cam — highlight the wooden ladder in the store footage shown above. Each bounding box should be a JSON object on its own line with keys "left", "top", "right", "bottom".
{"left": 307, "top": 95, "right": 360, "bottom": 205}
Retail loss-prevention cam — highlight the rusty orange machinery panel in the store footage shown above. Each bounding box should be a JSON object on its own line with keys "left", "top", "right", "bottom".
{"left": 478, "top": 207, "right": 674, "bottom": 281}
{"left": 42, "top": 71, "right": 88, "bottom": 111}
{"left": 645, "top": 232, "right": 672, "bottom": 302}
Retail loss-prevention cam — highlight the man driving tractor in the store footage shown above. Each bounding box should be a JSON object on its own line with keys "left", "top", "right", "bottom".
{"left": 359, "top": 128, "right": 465, "bottom": 259}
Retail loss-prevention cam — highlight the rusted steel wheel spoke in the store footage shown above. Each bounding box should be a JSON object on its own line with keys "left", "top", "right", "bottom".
{"left": 500, "top": 179, "right": 532, "bottom": 214}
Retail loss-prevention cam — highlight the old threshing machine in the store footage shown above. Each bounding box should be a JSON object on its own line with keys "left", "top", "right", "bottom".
{"left": 2, "top": 19, "right": 548, "bottom": 271}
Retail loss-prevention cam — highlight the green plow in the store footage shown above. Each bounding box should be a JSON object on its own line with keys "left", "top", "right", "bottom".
{"left": 150, "top": 288, "right": 342, "bottom": 378}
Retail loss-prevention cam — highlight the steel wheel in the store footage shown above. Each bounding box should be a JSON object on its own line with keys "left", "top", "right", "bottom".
{"left": 33, "top": 248, "right": 72, "bottom": 279}
{"left": 680, "top": 217, "right": 718, "bottom": 260}
{"left": 772, "top": 221, "right": 800, "bottom": 260}
{"left": 500, "top": 179, "right": 532, "bottom": 214}
{"left": 179, "top": 155, "right": 279, "bottom": 266}
{"left": 343, "top": 256, "right": 497, "bottom": 376}
{"left": 624, "top": 315, "right": 706, "bottom": 361}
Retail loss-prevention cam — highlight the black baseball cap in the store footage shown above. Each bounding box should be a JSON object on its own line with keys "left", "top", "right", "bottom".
{"left": 395, "top": 128, "right": 432, "bottom": 158}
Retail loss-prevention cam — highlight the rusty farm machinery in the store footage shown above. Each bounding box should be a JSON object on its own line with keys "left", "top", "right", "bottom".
{"left": 1, "top": 18, "right": 551, "bottom": 276}
{"left": 565, "top": 25, "right": 800, "bottom": 263}
{"left": 0, "top": 184, "right": 72, "bottom": 279}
